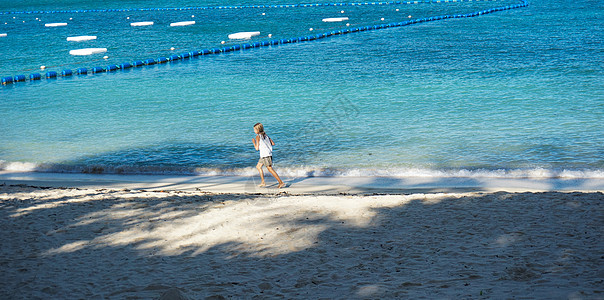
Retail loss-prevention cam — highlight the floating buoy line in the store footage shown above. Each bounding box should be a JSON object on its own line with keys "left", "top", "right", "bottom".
{"left": 1, "top": 0, "right": 528, "bottom": 85}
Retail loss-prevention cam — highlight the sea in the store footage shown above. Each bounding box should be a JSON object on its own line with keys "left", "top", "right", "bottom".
{"left": 1, "top": 0, "right": 602, "bottom": 180}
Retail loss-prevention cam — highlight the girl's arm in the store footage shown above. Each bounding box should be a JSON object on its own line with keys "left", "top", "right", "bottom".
{"left": 252, "top": 136, "right": 259, "bottom": 150}
{"left": 269, "top": 137, "right": 275, "bottom": 146}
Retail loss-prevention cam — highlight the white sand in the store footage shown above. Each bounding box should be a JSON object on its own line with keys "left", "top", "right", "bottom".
{"left": 1, "top": 181, "right": 602, "bottom": 299}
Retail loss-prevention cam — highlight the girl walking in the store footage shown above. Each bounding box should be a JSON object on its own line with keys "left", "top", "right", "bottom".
{"left": 252, "top": 123, "right": 285, "bottom": 188}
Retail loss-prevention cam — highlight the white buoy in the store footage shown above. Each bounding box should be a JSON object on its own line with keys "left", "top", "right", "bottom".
{"left": 69, "top": 48, "right": 107, "bottom": 56}
{"left": 221, "top": 41, "right": 225, "bottom": 44}
{"left": 170, "top": 21, "right": 195, "bottom": 27}
{"left": 262, "top": 13, "right": 266, "bottom": 16}
{"left": 127, "top": 17, "right": 130, "bottom": 20}
{"left": 40, "top": 66, "right": 46, "bottom": 70}
{"left": 45, "top": 23, "right": 67, "bottom": 27}
{"left": 130, "top": 21, "right": 154, "bottom": 26}
{"left": 341, "top": 10, "right": 345, "bottom": 13}
{"left": 309, "top": 28, "right": 314, "bottom": 31}
{"left": 103, "top": 56, "right": 109, "bottom": 59}
{"left": 346, "top": 23, "right": 350, "bottom": 26}
{"left": 170, "top": 47, "right": 175, "bottom": 50}
{"left": 66, "top": 35, "right": 97, "bottom": 42}
{"left": 408, "top": 15, "right": 412, "bottom": 18}
{"left": 268, "top": 33, "right": 272, "bottom": 38}
{"left": 228, "top": 31, "right": 261, "bottom": 40}
{"left": 322, "top": 17, "right": 349, "bottom": 22}
{"left": 381, "top": 18, "right": 385, "bottom": 21}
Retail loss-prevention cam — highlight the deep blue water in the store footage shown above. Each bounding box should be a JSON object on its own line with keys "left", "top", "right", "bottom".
{"left": 1, "top": 0, "right": 603, "bottom": 178}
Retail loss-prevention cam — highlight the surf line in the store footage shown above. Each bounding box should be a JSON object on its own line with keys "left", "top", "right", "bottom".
{"left": 1, "top": 0, "right": 528, "bottom": 86}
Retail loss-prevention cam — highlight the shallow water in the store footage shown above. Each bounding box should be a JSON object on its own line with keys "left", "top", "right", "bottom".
{"left": 1, "top": 0, "right": 603, "bottom": 178}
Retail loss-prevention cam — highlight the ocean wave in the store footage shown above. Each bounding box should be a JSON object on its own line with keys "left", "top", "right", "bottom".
{"left": 2, "top": 160, "right": 603, "bottom": 179}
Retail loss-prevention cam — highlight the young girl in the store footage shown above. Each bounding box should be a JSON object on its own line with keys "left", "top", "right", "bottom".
{"left": 252, "top": 123, "right": 285, "bottom": 188}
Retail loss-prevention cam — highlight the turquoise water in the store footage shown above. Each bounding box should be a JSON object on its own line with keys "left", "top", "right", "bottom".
{"left": 1, "top": 0, "right": 603, "bottom": 178}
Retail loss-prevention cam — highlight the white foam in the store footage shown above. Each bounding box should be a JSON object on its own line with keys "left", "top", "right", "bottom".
{"left": 0, "top": 33, "right": 7, "bottom": 37}
{"left": 0, "top": 160, "right": 38, "bottom": 172}
{"left": 170, "top": 21, "right": 195, "bottom": 27}
{"left": 2, "top": 158, "right": 603, "bottom": 180}
{"left": 322, "top": 17, "right": 349, "bottom": 22}
{"left": 130, "top": 21, "right": 154, "bottom": 26}
{"left": 69, "top": 48, "right": 107, "bottom": 56}
{"left": 45, "top": 23, "right": 68, "bottom": 27}
{"left": 228, "top": 31, "right": 261, "bottom": 40}
{"left": 66, "top": 35, "right": 97, "bottom": 42}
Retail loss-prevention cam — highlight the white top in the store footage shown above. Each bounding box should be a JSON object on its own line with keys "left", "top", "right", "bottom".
{"left": 258, "top": 134, "right": 273, "bottom": 158}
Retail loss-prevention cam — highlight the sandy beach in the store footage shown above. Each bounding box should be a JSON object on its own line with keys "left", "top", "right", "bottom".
{"left": 1, "top": 174, "right": 603, "bottom": 299}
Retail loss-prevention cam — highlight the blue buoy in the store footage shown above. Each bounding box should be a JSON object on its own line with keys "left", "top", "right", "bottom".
{"left": 1, "top": 76, "right": 13, "bottom": 84}
{"left": 30, "top": 73, "right": 42, "bottom": 80}
{"left": 0, "top": 2, "right": 531, "bottom": 87}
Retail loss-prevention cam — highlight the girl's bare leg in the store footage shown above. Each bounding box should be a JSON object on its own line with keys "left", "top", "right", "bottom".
{"left": 266, "top": 166, "right": 285, "bottom": 188}
{"left": 256, "top": 162, "right": 266, "bottom": 187}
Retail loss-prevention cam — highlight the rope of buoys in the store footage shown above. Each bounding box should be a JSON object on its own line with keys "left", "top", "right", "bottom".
{"left": 0, "top": 0, "right": 514, "bottom": 15}
{"left": 1, "top": 0, "right": 529, "bottom": 85}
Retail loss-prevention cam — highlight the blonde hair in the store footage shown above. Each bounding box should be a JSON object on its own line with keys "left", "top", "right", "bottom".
{"left": 254, "top": 123, "right": 266, "bottom": 137}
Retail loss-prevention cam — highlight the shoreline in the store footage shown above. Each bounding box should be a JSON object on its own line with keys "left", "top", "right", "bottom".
{"left": 1, "top": 171, "right": 603, "bottom": 194}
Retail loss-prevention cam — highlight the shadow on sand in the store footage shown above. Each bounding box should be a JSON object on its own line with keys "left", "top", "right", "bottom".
{"left": 1, "top": 184, "right": 602, "bottom": 299}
